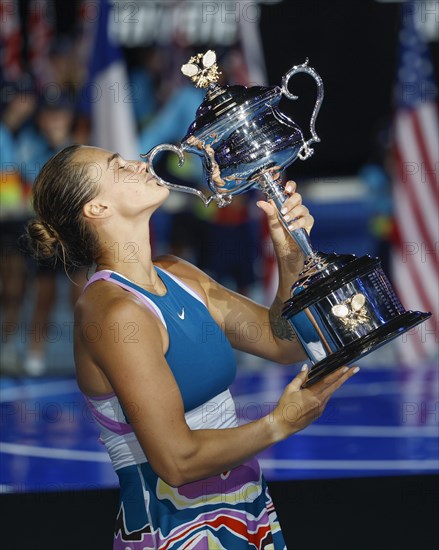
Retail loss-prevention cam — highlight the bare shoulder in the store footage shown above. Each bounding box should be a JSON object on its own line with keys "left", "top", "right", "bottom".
{"left": 154, "top": 254, "right": 212, "bottom": 300}
{"left": 153, "top": 254, "right": 235, "bottom": 322}
{"left": 74, "top": 279, "right": 169, "bottom": 396}
{"left": 154, "top": 254, "right": 208, "bottom": 280}
{"left": 75, "top": 279, "right": 147, "bottom": 328}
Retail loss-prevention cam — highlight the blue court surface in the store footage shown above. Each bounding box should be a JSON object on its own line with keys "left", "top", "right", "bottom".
{"left": 1, "top": 362, "right": 438, "bottom": 494}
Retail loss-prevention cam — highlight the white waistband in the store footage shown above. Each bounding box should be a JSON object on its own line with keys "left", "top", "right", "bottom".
{"left": 101, "top": 389, "right": 238, "bottom": 471}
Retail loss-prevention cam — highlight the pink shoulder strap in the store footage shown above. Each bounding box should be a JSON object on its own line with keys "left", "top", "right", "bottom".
{"left": 83, "top": 269, "right": 112, "bottom": 291}
{"left": 82, "top": 270, "right": 167, "bottom": 327}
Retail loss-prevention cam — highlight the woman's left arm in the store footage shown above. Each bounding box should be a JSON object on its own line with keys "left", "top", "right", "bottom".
{"left": 162, "top": 180, "right": 312, "bottom": 364}
{"left": 256, "top": 179, "right": 313, "bottom": 363}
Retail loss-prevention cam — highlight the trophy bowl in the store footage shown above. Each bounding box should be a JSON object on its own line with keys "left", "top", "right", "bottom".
{"left": 142, "top": 50, "right": 431, "bottom": 387}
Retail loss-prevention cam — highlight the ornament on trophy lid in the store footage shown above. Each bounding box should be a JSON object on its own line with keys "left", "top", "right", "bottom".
{"left": 181, "top": 50, "right": 221, "bottom": 88}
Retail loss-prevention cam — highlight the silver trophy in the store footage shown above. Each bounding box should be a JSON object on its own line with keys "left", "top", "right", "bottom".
{"left": 141, "top": 50, "right": 430, "bottom": 387}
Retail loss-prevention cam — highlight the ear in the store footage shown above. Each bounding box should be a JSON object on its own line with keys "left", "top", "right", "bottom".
{"left": 83, "top": 201, "right": 111, "bottom": 219}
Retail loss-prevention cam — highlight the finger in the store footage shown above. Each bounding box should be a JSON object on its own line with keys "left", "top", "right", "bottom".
{"left": 282, "top": 204, "right": 309, "bottom": 224}
{"left": 267, "top": 167, "right": 282, "bottom": 181}
{"left": 263, "top": 201, "right": 289, "bottom": 234}
{"left": 280, "top": 195, "right": 302, "bottom": 220}
{"left": 285, "top": 208, "right": 312, "bottom": 228}
{"left": 284, "top": 180, "right": 297, "bottom": 195}
{"left": 311, "top": 365, "right": 353, "bottom": 391}
{"left": 291, "top": 204, "right": 309, "bottom": 218}
{"left": 288, "top": 217, "right": 314, "bottom": 236}
{"left": 322, "top": 366, "right": 359, "bottom": 401}
{"left": 280, "top": 197, "right": 302, "bottom": 225}
{"left": 287, "top": 213, "right": 313, "bottom": 232}
{"left": 282, "top": 191, "right": 302, "bottom": 209}
{"left": 287, "top": 364, "right": 310, "bottom": 391}
{"left": 256, "top": 200, "right": 276, "bottom": 218}
{"left": 317, "top": 365, "right": 360, "bottom": 398}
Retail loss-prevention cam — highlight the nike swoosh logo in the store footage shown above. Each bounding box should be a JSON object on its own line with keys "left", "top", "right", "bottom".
{"left": 177, "top": 307, "right": 185, "bottom": 320}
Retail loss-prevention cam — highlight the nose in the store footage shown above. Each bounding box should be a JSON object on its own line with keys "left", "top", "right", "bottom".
{"left": 128, "top": 160, "right": 147, "bottom": 173}
{"left": 138, "top": 160, "right": 148, "bottom": 173}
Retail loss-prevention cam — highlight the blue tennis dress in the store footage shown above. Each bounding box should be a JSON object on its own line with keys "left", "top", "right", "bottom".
{"left": 83, "top": 267, "right": 286, "bottom": 550}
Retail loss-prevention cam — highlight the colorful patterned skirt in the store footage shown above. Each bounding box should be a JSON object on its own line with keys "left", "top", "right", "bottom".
{"left": 114, "top": 458, "right": 286, "bottom": 549}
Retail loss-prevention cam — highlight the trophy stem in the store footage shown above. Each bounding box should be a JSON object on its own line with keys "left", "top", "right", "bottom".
{"left": 258, "top": 172, "right": 316, "bottom": 259}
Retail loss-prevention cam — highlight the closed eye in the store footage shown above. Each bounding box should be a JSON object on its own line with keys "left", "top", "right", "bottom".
{"left": 108, "top": 153, "right": 126, "bottom": 170}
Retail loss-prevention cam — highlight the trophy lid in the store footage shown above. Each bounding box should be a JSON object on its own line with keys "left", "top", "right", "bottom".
{"left": 180, "top": 50, "right": 280, "bottom": 142}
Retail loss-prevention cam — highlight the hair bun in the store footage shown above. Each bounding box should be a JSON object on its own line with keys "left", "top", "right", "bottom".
{"left": 23, "top": 219, "right": 60, "bottom": 261}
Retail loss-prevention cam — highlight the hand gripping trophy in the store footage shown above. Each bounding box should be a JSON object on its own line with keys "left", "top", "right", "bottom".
{"left": 142, "top": 50, "right": 431, "bottom": 387}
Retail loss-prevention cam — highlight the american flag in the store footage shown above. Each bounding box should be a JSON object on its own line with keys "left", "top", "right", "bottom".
{"left": 391, "top": 1, "right": 438, "bottom": 365}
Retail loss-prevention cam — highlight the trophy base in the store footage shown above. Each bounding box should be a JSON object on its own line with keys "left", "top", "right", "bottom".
{"left": 301, "top": 311, "right": 431, "bottom": 388}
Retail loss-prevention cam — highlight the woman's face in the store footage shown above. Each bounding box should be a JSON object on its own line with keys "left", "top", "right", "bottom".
{"left": 75, "top": 146, "right": 169, "bottom": 218}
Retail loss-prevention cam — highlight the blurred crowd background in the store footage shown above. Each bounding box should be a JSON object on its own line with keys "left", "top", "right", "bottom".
{"left": 0, "top": 0, "right": 438, "bottom": 377}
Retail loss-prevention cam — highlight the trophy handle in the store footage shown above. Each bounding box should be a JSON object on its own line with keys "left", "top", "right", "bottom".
{"left": 141, "top": 144, "right": 232, "bottom": 207}
{"left": 281, "top": 59, "right": 324, "bottom": 161}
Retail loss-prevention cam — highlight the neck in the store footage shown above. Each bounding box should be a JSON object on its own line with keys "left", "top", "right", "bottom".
{"left": 94, "top": 219, "right": 163, "bottom": 290}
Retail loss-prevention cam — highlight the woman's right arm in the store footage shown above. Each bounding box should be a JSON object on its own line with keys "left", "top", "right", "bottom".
{"left": 81, "top": 296, "right": 357, "bottom": 487}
